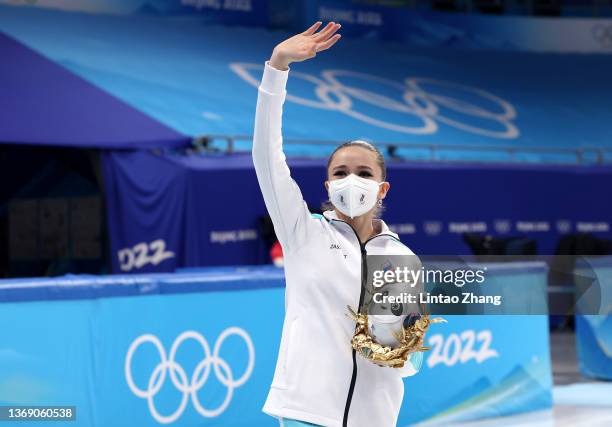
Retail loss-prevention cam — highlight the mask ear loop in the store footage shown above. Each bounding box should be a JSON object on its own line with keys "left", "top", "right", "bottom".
{"left": 376, "top": 181, "right": 386, "bottom": 206}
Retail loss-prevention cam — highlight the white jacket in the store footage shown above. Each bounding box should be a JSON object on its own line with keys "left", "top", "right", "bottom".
{"left": 253, "top": 60, "right": 423, "bottom": 427}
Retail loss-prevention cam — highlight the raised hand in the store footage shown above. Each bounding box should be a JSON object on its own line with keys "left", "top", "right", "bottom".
{"left": 269, "top": 21, "right": 342, "bottom": 71}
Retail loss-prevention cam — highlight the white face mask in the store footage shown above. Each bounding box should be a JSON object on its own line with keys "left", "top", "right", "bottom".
{"left": 327, "top": 174, "right": 383, "bottom": 219}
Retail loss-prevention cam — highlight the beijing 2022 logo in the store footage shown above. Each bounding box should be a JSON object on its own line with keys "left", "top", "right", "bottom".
{"left": 125, "top": 328, "right": 254, "bottom": 424}
{"left": 231, "top": 62, "right": 519, "bottom": 139}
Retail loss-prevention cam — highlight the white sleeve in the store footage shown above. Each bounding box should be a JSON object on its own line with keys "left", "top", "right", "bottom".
{"left": 252, "top": 60, "right": 318, "bottom": 254}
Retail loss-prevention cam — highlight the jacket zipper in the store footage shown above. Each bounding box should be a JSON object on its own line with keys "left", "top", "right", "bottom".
{"left": 342, "top": 239, "right": 366, "bottom": 427}
{"left": 330, "top": 218, "right": 396, "bottom": 427}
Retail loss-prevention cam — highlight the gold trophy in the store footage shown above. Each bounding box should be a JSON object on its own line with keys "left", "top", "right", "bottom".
{"left": 348, "top": 254, "right": 447, "bottom": 368}
{"left": 347, "top": 306, "right": 446, "bottom": 368}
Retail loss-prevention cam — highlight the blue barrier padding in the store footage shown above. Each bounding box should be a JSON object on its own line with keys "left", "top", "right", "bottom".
{"left": 0, "top": 267, "right": 286, "bottom": 303}
{"left": 0, "top": 265, "right": 552, "bottom": 426}
{"left": 0, "top": 262, "right": 546, "bottom": 303}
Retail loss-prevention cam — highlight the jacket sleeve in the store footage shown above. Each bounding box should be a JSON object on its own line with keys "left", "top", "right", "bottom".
{"left": 252, "top": 60, "right": 318, "bottom": 254}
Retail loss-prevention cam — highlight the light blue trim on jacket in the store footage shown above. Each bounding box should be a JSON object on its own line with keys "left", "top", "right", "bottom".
{"left": 409, "top": 351, "right": 424, "bottom": 372}
{"left": 280, "top": 418, "right": 323, "bottom": 427}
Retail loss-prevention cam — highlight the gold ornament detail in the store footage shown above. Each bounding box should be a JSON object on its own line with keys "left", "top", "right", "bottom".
{"left": 346, "top": 306, "right": 447, "bottom": 368}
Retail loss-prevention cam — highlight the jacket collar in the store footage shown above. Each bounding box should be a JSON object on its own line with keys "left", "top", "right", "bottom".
{"left": 322, "top": 210, "right": 399, "bottom": 240}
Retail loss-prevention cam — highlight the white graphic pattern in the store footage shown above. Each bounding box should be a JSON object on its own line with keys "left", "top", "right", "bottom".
{"left": 231, "top": 62, "right": 519, "bottom": 139}
{"left": 125, "top": 328, "right": 254, "bottom": 424}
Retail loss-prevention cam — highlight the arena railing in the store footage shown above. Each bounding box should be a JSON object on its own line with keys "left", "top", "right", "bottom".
{"left": 192, "top": 135, "right": 612, "bottom": 165}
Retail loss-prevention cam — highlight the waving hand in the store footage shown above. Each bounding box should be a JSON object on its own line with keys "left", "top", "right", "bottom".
{"left": 270, "top": 21, "right": 342, "bottom": 71}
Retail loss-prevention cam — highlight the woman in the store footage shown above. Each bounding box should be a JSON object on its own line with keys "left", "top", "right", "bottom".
{"left": 253, "top": 21, "right": 424, "bottom": 427}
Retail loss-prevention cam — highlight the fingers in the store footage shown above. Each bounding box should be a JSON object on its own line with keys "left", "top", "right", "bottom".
{"left": 302, "top": 21, "right": 322, "bottom": 36}
{"left": 313, "top": 22, "right": 341, "bottom": 42}
{"left": 316, "top": 33, "right": 341, "bottom": 52}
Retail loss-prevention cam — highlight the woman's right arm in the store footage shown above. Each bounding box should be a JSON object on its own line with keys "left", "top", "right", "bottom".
{"left": 252, "top": 22, "right": 341, "bottom": 254}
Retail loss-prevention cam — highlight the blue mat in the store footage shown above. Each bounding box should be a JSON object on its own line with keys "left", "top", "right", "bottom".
{"left": 1, "top": 5, "right": 612, "bottom": 159}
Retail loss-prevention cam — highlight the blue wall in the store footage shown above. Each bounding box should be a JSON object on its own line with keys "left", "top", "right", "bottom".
{"left": 103, "top": 151, "right": 612, "bottom": 271}
{"left": 0, "top": 265, "right": 552, "bottom": 426}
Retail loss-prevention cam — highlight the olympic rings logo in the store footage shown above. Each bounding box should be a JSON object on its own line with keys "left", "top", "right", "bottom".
{"left": 125, "top": 328, "right": 255, "bottom": 424}
{"left": 230, "top": 62, "right": 519, "bottom": 139}
{"left": 592, "top": 24, "right": 612, "bottom": 47}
